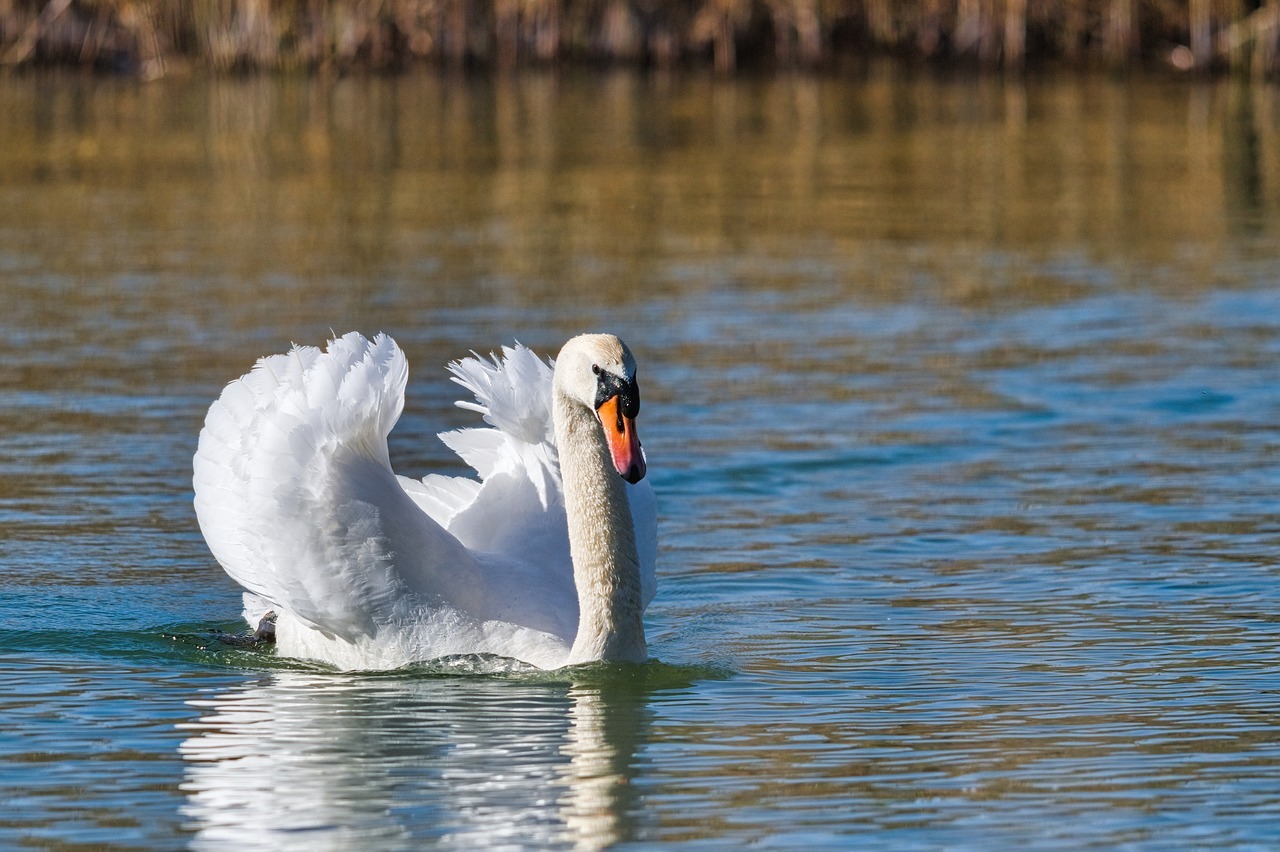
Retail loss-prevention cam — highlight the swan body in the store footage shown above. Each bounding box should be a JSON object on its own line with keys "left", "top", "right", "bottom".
{"left": 192, "top": 332, "right": 656, "bottom": 670}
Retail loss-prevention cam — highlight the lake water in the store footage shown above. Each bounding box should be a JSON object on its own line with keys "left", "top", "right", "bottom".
{"left": 2, "top": 67, "right": 1280, "bottom": 848}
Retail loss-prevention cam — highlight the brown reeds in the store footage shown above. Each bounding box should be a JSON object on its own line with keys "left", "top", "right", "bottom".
{"left": 1, "top": 1, "right": 1279, "bottom": 75}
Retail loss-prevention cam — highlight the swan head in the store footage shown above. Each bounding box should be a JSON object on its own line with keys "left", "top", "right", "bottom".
{"left": 555, "top": 334, "right": 646, "bottom": 484}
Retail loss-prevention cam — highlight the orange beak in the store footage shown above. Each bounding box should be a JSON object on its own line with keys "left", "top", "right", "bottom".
{"left": 596, "top": 394, "right": 646, "bottom": 484}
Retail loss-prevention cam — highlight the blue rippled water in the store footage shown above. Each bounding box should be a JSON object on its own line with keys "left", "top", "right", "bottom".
{"left": 3, "top": 70, "right": 1280, "bottom": 848}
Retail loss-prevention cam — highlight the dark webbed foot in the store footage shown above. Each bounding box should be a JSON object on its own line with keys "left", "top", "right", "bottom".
{"left": 253, "top": 611, "right": 277, "bottom": 643}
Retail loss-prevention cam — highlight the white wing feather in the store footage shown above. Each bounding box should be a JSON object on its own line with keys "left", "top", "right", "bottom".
{"left": 423, "top": 344, "right": 657, "bottom": 607}
{"left": 193, "top": 333, "right": 480, "bottom": 643}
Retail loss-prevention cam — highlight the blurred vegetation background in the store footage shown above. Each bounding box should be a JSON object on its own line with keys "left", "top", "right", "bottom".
{"left": 1, "top": 1, "right": 1279, "bottom": 75}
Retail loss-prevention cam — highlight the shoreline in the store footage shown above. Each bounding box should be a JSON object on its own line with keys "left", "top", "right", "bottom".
{"left": 2, "top": 1, "right": 1279, "bottom": 79}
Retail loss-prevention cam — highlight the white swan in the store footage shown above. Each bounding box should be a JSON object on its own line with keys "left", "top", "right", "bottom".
{"left": 192, "top": 332, "right": 657, "bottom": 670}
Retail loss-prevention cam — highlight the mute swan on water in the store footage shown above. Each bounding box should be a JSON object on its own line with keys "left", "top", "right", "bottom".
{"left": 192, "top": 332, "right": 657, "bottom": 670}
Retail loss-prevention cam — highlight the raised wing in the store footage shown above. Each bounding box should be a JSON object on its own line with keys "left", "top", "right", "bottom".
{"left": 192, "top": 332, "right": 482, "bottom": 642}
{"left": 408, "top": 343, "right": 658, "bottom": 608}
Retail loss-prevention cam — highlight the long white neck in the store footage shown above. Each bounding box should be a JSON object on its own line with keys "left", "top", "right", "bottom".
{"left": 553, "top": 391, "right": 647, "bottom": 665}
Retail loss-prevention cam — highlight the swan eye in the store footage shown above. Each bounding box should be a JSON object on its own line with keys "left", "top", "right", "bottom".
{"left": 591, "top": 364, "right": 601, "bottom": 376}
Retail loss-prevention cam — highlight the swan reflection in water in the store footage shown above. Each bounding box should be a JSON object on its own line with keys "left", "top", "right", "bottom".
{"left": 178, "top": 668, "right": 651, "bottom": 850}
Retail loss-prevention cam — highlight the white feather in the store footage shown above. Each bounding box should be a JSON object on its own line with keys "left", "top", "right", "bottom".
{"left": 192, "top": 332, "right": 658, "bottom": 670}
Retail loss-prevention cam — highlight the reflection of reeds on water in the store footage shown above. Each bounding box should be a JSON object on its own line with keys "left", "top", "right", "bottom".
{"left": 4, "top": 2, "right": 1280, "bottom": 75}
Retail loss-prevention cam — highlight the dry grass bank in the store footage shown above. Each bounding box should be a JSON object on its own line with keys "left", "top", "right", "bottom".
{"left": 2, "top": 1, "right": 1279, "bottom": 76}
